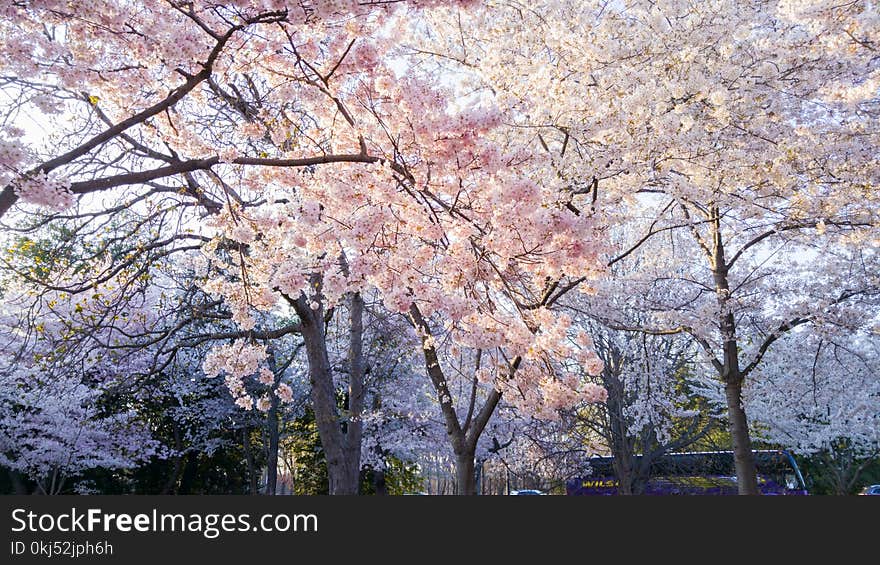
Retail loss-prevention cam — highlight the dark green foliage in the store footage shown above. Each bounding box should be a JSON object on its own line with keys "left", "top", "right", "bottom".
{"left": 796, "top": 446, "right": 880, "bottom": 495}
{"left": 281, "top": 408, "right": 329, "bottom": 495}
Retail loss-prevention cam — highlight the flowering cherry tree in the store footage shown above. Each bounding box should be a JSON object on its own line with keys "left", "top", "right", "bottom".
{"left": 417, "top": 0, "right": 880, "bottom": 493}
{"left": 0, "top": 277, "right": 163, "bottom": 494}
{"left": 728, "top": 332, "right": 879, "bottom": 459}
{"left": 691, "top": 328, "right": 880, "bottom": 493}
{"left": 576, "top": 324, "right": 715, "bottom": 494}
{"left": 1, "top": 0, "right": 610, "bottom": 495}
{"left": 0, "top": 0, "right": 480, "bottom": 218}
{"left": 4, "top": 0, "right": 877, "bottom": 497}
{"left": 0, "top": 373, "right": 160, "bottom": 494}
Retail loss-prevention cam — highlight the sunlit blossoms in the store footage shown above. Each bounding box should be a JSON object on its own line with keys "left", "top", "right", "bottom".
{"left": 0, "top": 0, "right": 877, "bottom": 497}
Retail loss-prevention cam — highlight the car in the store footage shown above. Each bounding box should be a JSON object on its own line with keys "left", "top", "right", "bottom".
{"left": 858, "top": 485, "right": 880, "bottom": 495}
{"left": 510, "top": 489, "right": 545, "bottom": 495}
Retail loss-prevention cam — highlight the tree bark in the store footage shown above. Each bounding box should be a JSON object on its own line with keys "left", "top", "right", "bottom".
{"left": 293, "top": 290, "right": 365, "bottom": 495}
{"left": 265, "top": 394, "right": 280, "bottom": 495}
{"left": 455, "top": 451, "right": 477, "bottom": 495}
{"left": 342, "top": 292, "right": 366, "bottom": 494}
{"left": 604, "top": 359, "right": 636, "bottom": 495}
{"left": 298, "top": 303, "right": 352, "bottom": 494}
{"left": 724, "top": 381, "right": 758, "bottom": 494}
{"left": 242, "top": 427, "right": 259, "bottom": 495}
{"left": 408, "top": 304, "right": 504, "bottom": 496}
{"left": 709, "top": 208, "right": 759, "bottom": 494}
{"left": 264, "top": 350, "right": 280, "bottom": 496}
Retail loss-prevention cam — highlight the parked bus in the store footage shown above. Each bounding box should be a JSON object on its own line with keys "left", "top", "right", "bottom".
{"left": 566, "top": 449, "right": 808, "bottom": 495}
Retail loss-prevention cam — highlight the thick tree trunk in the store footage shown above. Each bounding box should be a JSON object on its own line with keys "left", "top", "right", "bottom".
{"left": 724, "top": 381, "right": 758, "bottom": 494}
{"left": 327, "top": 462, "right": 359, "bottom": 495}
{"left": 611, "top": 457, "right": 634, "bottom": 495}
{"left": 265, "top": 350, "right": 280, "bottom": 495}
{"left": 717, "top": 310, "right": 759, "bottom": 494}
{"left": 342, "top": 292, "right": 366, "bottom": 494}
{"left": 300, "top": 310, "right": 354, "bottom": 494}
{"left": 605, "top": 366, "right": 636, "bottom": 495}
{"left": 294, "top": 291, "right": 365, "bottom": 495}
{"left": 265, "top": 394, "right": 279, "bottom": 495}
{"left": 455, "top": 451, "right": 477, "bottom": 495}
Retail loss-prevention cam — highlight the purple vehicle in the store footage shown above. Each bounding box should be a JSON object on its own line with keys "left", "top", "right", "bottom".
{"left": 566, "top": 450, "right": 808, "bottom": 495}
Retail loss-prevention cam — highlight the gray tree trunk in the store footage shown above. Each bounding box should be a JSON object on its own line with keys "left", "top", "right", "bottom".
{"left": 724, "top": 380, "right": 758, "bottom": 494}
{"left": 264, "top": 350, "right": 280, "bottom": 495}
{"left": 242, "top": 428, "right": 259, "bottom": 494}
{"left": 408, "top": 304, "right": 502, "bottom": 496}
{"left": 343, "top": 291, "right": 366, "bottom": 493}
{"left": 265, "top": 392, "right": 280, "bottom": 495}
{"left": 710, "top": 209, "right": 758, "bottom": 495}
{"left": 604, "top": 359, "right": 636, "bottom": 495}
{"left": 293, "top": 290, "right": 365, "bottom": 495}
{"left": 455, "top": 451, "right": 477, "bottom": 495}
